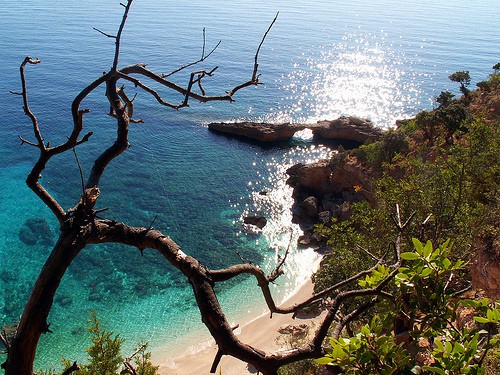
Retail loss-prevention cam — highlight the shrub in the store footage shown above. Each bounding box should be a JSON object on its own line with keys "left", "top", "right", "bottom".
{"left": 316, "top": 240, "right": 500, "bottom": 375}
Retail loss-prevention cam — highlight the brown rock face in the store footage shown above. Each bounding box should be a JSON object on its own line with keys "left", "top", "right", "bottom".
{"left": 208, "top": 116, "right": 382, "bottom": 144}
{"left": 328, "top": 155, "right": 375, "bottom": 206}
{"left": 286, "top": 155, "right": 374, "bottom": 205}
{"left": 287, "top": 161, "right": 333, "bottom": 196}
{"left": 208, "top": 122, "right": 306, "bottom": 142}
{"left": 470, "top": 236, "right": 500, "bottom": 300}
{"left": 312, "top": 116, "right": 383, "bottom": 143}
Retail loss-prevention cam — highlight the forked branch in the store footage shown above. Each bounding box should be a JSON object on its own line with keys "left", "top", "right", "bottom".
{"left": 19, "top": 57, "right": 44, "bottom": 151}
{"left": 227, "top": 12, "right": 279, "bottom": 96}
{"left": 161, "top": 28, "right": 222, "bottom": 79}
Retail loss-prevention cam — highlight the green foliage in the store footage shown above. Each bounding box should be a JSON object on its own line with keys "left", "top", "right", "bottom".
{"left": 313, "top": 202, "right": 394, "bottom": 294}
{"left": 374, "top": 119, "right": 498, "bottom": 258}
{"left": 493, "top": 63, "right": 500, "bottom": 73}
{"left": 77, "top": 311, "right": 124, "bottom": 375}
{"left": 313, "top": 70, "right": 500, "bottom": 375}
{"left": 316, "top": 240, "right": 500, "bottom": 375}
{"left": 413, "top": 102, "right": 469, "bottom": 141}
{"left": 449, "top": 71, "right": 471, "bottom": 96}
{"left": 132, "top": 341, "right": 160, "bottom": 375}
{"left": 40, "top": 315, "right": 160, "bottom": 375}
{"left": 436, "top": 91, "right": 455, "bottom": 107}
{"left": 317, "top": 316, "right": 410, "bottom": 374}
{"left": 396, "top": 239, "right": 466, "bottom": 334}
{"left": 352, "top": 129, "right": 409, "bottom": 170}
{"left": 476, "top": 81, "right": 491, "bottom": 92}
{"left": 483, "top": 334, "right": 500, "bottom": 375}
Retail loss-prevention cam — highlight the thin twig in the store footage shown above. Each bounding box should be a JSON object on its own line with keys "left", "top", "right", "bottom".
{"left": 227, "top": 12, "right": 278, "bottom": 96}
{"left": 356, "top": 244, "right": 383, "bottom": 263}
{"left": 161, "top": 30, "right": 221, "bottom": 78}
{"left": 268, "top": 231, "right": 293, "bottom": 283}
{"left": 93, "top": 27, "right": 116, "bottom": 39}
{"left": 112, "top": 0, "right": 133, "bottom": 71}
{"left": 252, "top": 12, "right": 279, "bottom": 81}
{"left": 147, "top": 215, "right": 158, "bottom": 231}
{"left": 73, "top": 148, "right": 86, "bottom": 195}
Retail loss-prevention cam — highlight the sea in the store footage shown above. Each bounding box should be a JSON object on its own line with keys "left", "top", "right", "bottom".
{"left": 0, "top": 0, "right": 498, "bottom": 371}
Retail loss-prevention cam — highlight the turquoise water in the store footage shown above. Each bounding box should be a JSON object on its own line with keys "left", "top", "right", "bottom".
{"left": 0, "top": 0, "right": 498, "bottom": 370}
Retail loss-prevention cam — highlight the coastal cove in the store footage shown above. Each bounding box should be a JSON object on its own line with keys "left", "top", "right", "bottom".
{"left": 0, "top": 0, "right": 499, "bottom": 372}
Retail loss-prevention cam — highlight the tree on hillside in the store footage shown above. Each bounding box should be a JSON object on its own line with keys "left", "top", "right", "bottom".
{"left": 436, "top": 90, "right": 455, "bottom": 107}
{"left": 449, "top": 70, "right": 471, "bottom": 97}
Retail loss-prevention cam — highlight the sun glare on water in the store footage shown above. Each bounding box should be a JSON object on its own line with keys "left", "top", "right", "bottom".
{"left": 270, "top": 32, "right": 427, "bottom": 128}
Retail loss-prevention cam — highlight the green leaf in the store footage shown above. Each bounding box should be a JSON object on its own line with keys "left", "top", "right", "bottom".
{"left": 442, "top": 258, "right": 451, "bottom": 270}
{"left": 411, "top": 365, "right": 422, "bottom": 374}
{"left": 401, "top": 252, "right": 421, "bottom": 260}
{"left": 423, "top": 240, "right": 433, "bottom": 258}
{"left": 474, "top": 316, "right": 490, "bottom": 324}
{"left": 445, "top": 341, "right": 453, "bottom": 353}
{"left": 421, "top": 267, "right": 433, "bottom": 277}
{"left": 361, "top": 325, "right": 371, "bottom": 337}
{"left": 315, "top": 356, "right": 334, "bottom": 365}
{"left": 412, "top": 238, "right": 424, "bottom": 255}
{"left": 480, "top": 298, "right": 490, "bottom": 307}
{"left": 423, "top": 366, "right": 447, "bottom": 375}
{"left": 487, "top": 308, "right": 500, "bottom": 322}
{"left": 487, "top": 309, "right": 494, "bottom": 321}
{"left": 460, "top": 299, "right": 480, "bottom": 309}
{"left": 331, "top": 344, "right": 348, "bottom": 359}
{"left": 434, "top": 339, "right": 444, "bottom": 352}
{"left": 453, "top": 342, "right": 465, "bottom": 354}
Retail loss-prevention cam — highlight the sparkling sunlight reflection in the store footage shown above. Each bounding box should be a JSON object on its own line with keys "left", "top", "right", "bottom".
{"left": 269, "top": 32, "right": 428, "bottom": 128}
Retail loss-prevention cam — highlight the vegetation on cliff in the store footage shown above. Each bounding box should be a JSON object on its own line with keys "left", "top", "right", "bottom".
{"left": 305, "top": 67, "right": 500, "bottom": 374}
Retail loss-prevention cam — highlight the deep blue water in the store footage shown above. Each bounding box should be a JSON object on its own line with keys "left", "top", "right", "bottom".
{"left": 0, "top": 0, "right": 499, "bottom": 370}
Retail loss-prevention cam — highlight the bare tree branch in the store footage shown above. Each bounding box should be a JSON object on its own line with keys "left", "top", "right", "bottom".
{"left": 19, "top": 57, "right": 44, "bottom": 151}
{"left": 112, "top": 0, "right": 133, "bottom": 71}
{"left": 120, "top": 342, "right": 148, "bottom": 375}
{"left": 161, "top": 28, "right": 222, "bottom": 79}
{"left": 61, "top": 361, "right": 80, "bottom": 375}
{"left": 227, "top": 12, "right": 279, "bottom": 97}
{"left": 72, "top": 148, "right": 85, "bottom": 195}
{"left": 93, "top": 27, "right": 116, "bottom": 39}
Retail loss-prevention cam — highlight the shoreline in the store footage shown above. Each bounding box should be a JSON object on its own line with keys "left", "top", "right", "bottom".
{"left": 153, "top": 277, "right": 322, "bottom": 375}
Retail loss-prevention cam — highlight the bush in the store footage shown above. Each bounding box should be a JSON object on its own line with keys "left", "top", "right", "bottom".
{"left": 57, "top": 312, "right": 159, "bottom": 375}
{"left": 72, "top": 311, "right": 124, "bottom": 375}
{"left": 316, "top": 240, "right": 500, "bottom": 375}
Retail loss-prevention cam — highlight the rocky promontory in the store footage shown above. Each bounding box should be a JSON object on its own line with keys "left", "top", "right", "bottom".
{"left": 208, "top": 116, "right": 382, "bottom": 144}
{"left": 286, "top": 153, "right": 375, "bottom": 231}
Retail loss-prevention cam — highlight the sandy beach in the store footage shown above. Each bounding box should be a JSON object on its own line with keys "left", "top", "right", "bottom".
{"left": 154, "top": 279, "right": 322, "bottom": 374}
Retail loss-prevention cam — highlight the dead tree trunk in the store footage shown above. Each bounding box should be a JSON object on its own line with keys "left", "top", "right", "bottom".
{"left": 2, "top": 2, "right": 407, "bottom": 374}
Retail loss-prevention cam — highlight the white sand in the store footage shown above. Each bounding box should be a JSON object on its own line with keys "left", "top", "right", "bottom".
{"left": 154, "top": 279, "right": 322, "bottom": 374}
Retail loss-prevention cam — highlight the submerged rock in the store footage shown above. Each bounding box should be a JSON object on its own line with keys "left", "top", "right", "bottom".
{"left": 243, "top": 215, "right": 268, "bottom": 229}
{"left": 18, "top": 217, "right": 53, "bottom": 246}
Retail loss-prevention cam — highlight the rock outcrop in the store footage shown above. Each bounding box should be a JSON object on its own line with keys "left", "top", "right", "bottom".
{"left": 471, "top": 235, "right": 500, "bottom": 300}
{"left": 286, "top": 153, "right": 375, "bottom": 228}
{"left": 208, "top": 122, "right": 306, "bottom": 142}
{"left": 243, "top": 215, "right": 268, "bottom": 229}
{"left": 312, "top": 116, "right": 383, "bottom": 144}
{"left": 208, "top": 116, "right": 382, "bottom": 144}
